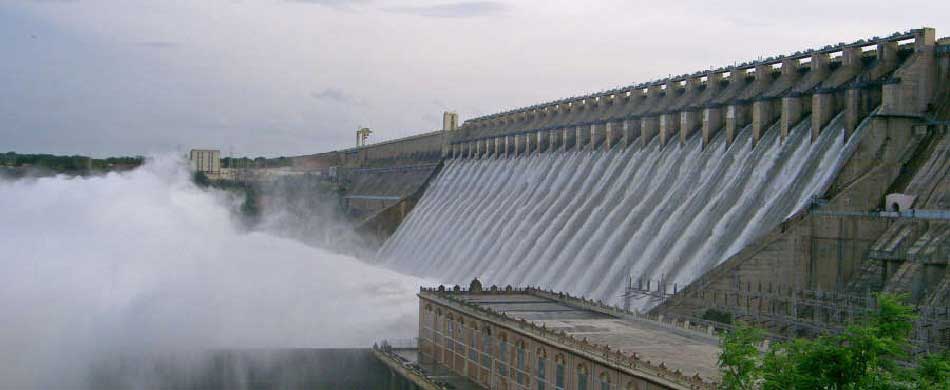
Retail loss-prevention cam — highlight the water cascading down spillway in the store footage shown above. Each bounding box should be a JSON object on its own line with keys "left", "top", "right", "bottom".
{"left": 379, "top": 113, "right": 864, "bottom": 308}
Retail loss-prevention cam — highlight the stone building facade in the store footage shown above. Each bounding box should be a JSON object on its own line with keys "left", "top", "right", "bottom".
{"left": 418, "top": 281, "right": 719, "bottom": 390}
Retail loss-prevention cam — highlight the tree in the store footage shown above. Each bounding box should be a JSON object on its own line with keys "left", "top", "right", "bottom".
{"left": 193, "top": 171, "right": 210, "bottom": 186}
{"left": 719, "top": 323, "right": 765, "bottom": 389}
{"left": 718, "top": 294, "right": 947, "bottom": 389}
{"left": 916, "top": 351, "right": 950, "bottom": 389}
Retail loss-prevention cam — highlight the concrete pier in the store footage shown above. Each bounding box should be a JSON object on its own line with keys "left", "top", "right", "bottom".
{"left": 723, "top": 69, "right": 750, "bottom": 143}
{"left": 660, "top": 113, "right": 679, "bottom": 146}
{"left": 781, "top": 96, "right": 803, "bottom": 139}
{"left": 575, "top": 125, "right": 587, "bottom": 151}
{"left": 749, "top": 64, "right": 775, "bottom": 142}
{"left": 673, "top": 77, "right": 704, "bottom": 144}
{"left": 604, "top": 122, "right": 620, "bottom": 150}
{"left": 680, "top": 109, "right": 700, "bottom": 144}
{"left": 624, "top": 118, "right": 641, "bottom": 148}
{"left": 642, "top": 116, "right": 659, "bottom": 146}
{"left": 755, "top": 58, "right": 801, "bottom": 141}
{"left": 591, "top": 123, "right": 605, "bottom": 150}
{"left": 725, "top": 104, "right": 749, "bottom": 144}
{"left": 702, "top": 107, "right": 723, "bottom": 147}
{"left": 752, "top": 100, "right": 774, "bottom": 142}
{"left": 697, "top": 73, "right": 726, "bottom": 147}
{"left": 812, "top": 46, "right": 864, "bottom": 140}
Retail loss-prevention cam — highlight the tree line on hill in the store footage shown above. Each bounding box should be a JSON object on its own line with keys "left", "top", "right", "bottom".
{"left": 1, "top": 152, "right": 144, "bottom": 175}
{"left": 220, "top": 156, "right": 292, "bottom": 169}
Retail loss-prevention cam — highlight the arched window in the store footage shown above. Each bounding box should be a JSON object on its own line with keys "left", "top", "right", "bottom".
{"left": 456, "top": 317, "right": 465, "bottom": 356}
{"left": 576, "top": 364, "right": 589, "bottom": 390}
{"left": 536, "top": 348, "right": 547, "bottom": 390}
{"left": 554, "top": 354, "right": 565, "bottom": 390}
{"left": 481, "top": 326, "right": 492, "bottom": 368}
{"left": 434, "top": 309, "right": 444, "bottom": 363}
{"left": 468, "top": 323, "right": 479, "bottom": 361}
{"left": 599, "top": 372, "right": 611, "bottom": 390}
{"left": 515, "top": 340, "right": 527, "bottom": 385}
{"left": 498, "top": 333, "right": 509, "bottom": 376}
{"left": 446, "top": 314, "right": 454, "bottom": 351}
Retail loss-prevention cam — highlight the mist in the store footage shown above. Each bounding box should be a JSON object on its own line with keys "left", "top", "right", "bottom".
{"left": 0, "top": 156, "right": 424, "bottom": 389}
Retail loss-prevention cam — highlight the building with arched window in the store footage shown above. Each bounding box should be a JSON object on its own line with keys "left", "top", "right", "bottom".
{"left": 536, "top": 347, "right": 547, "bottom": 390}
{"left": 576, "top": 364, "right": 589, "bottom": 390}
{"left": 411, "top": 282, "right": 721, "bottom": 390}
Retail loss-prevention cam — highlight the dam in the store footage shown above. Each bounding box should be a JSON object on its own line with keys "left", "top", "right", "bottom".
{"left": 360, "top": 28, "right": 948, "bottom": 311}
{"left": 272, "top": 27, "right": 950, "bottom": 350}
{"left": 379, "top": 114, "right": 856, "bottom": 306}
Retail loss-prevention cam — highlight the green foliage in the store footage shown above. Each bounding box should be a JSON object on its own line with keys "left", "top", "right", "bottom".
{"left": 220, "top": 156, "right": 291, "bottom": 169}
{"left": 717, "top": 294, "right": 947, "bottom": 389}
{"left": 192, "top": 171, "right": 210, "bottom": 186}
{"left": 704, "top": 308, "right": 734, "bottom": 325}
{"left": 719, "top": 323, "right": 765, "bottom": 390}
{"left": 190, "top": 172, "right": 259, "bottom": 220}
{"left": 917, "top": 351, "right": 950, "bottom": 389}
{"left": 1, "top": 152, "right": 143, "bottom": 173}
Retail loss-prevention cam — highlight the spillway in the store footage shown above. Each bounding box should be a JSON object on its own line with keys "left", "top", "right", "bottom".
{"left": 379, "top": 114, "right": 864, "bottom": 307}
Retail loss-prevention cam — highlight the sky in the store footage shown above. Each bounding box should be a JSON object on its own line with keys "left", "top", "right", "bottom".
{"left": 1, "top": 0, "right": 947, "bottom": 157}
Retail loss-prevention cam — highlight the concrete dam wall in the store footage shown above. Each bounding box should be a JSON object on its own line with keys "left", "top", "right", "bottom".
{"left": 377, "top": 28, "right": 945, "bottom": 307}
{"left": 380, "top": 114, "right": 859, "bottom": 306}
{"left": 449, "top": 29, "right": 933, "bottom": 155}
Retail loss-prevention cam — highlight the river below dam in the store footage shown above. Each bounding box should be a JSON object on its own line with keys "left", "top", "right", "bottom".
{"left": 87, "top": 348, "right": 393, "bottom": 389}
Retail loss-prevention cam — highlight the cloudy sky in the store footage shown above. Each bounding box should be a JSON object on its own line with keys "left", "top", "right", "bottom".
{"left": 2, "top": 0, "right": 947, "bottom": 157}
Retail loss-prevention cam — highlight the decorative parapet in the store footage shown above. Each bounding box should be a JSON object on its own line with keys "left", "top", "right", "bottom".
{"left": 420, "top": 283, "right": 719, "bottom": 389}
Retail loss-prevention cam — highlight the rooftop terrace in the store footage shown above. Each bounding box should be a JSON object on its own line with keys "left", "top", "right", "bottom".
{"left": 421, "top": 283, "right": 724, "bottom": 388}
{"left": 457, "top": 293, "right": 722, "bottom": 382}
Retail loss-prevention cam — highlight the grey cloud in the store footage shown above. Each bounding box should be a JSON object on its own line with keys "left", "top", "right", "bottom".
{"left": 384, "top": 1, "right": 506, "bottom": 18}
{"left": 310, "top": 88, "right": 367, "bottom": 107}
{"left": 135, "top": 41, "right": 178, "bottom": 49}
{"left": 286, "top": 0, "right": 371, "bottom": 9}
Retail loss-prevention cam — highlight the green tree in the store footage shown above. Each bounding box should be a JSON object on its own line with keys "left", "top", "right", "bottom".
{"left": 719, "top": 323, "right": 765, "bottom": 389}
{"left": 719, "top": 294, "right": 947, "bottom": 389}
{"left": 193, "top": 171, "right": 210, "bottom": 186}
{"left": 916, "top": 351, "right": 950, "bottom": 389}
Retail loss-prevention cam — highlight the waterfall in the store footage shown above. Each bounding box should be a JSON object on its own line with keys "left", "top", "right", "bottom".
{"left": 378, "top": 113, "right": 863, "bottom": 307}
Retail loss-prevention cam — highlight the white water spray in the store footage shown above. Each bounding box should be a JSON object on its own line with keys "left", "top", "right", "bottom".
{"left": 380, "top": 114, "right": 863, "bottom": 307}
{"left": 0, "top": 156, "right": 424, "bottom": 389}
